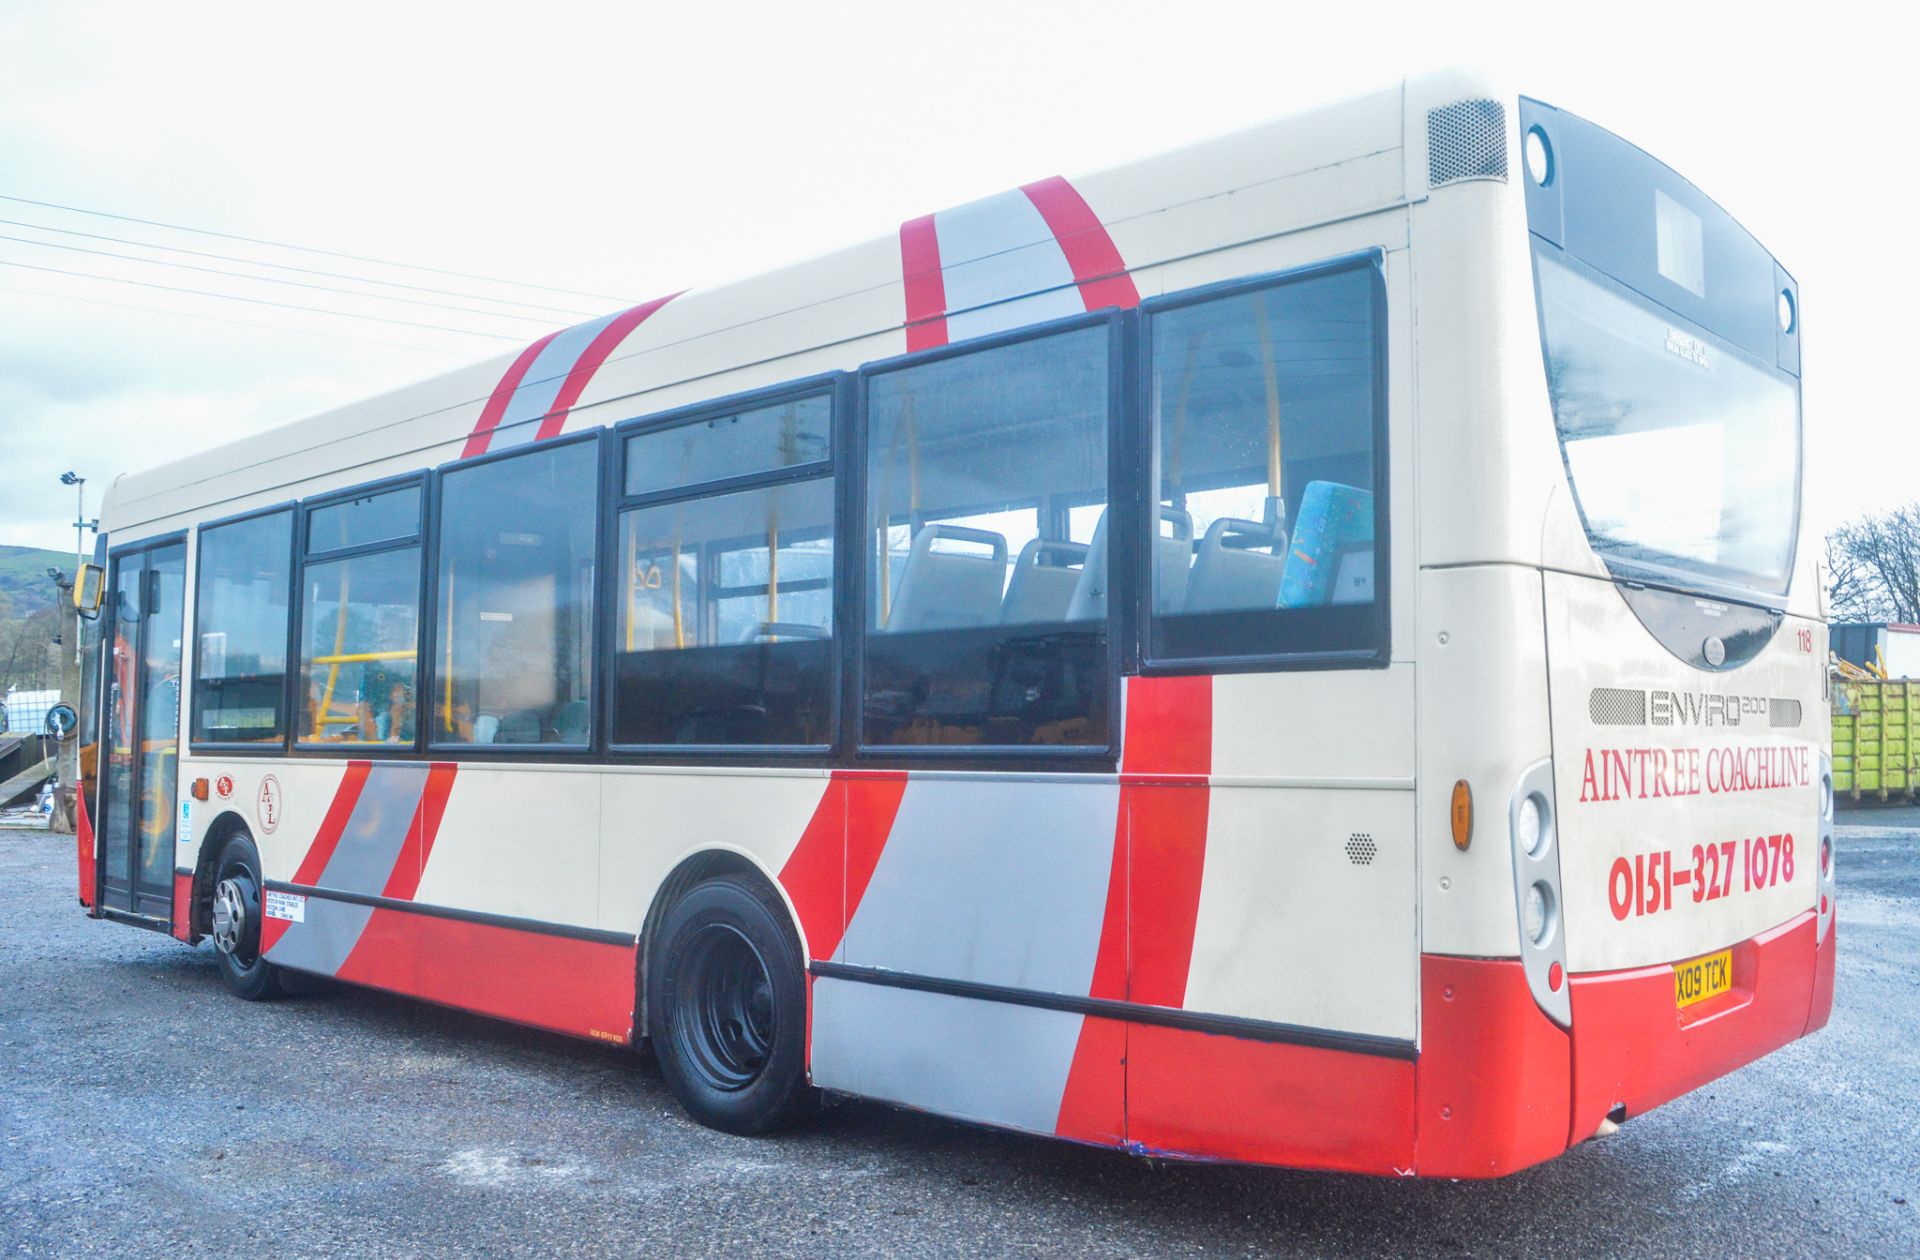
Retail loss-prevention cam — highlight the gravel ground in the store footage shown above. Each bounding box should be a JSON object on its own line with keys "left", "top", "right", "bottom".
{"left": 3, "top": 820, "right": 1916, "bottom": 1259}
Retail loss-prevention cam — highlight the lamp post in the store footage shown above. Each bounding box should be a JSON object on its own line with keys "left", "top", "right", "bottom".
{"left": 59, "top": 472, "right": 85, "bottom": 666}
{"left": 51, "top": 472, "right": 87, "bottom": 837}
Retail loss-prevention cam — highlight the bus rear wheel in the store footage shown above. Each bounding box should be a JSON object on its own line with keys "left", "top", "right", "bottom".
{"left": 647, "top": 875, "right": 814, "bottom": 1135}
{"left": 210, "top": 833, "right": 283, "bottom": 1002}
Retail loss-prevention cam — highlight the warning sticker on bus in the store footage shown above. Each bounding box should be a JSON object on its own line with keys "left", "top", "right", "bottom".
{"left": 1674, "top": 947, "right": 1733, "bottom": 1009}
{"left": 264, "top": 890, "right": 306, "bottom": 923}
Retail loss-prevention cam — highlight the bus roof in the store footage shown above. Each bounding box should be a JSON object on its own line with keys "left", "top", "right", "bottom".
{"left": 102, "top": 70, "right": 1500, "bottom": 539}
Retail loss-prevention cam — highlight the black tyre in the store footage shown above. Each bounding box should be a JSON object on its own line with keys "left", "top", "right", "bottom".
{"left": 208, "top": 833, "right": 283, "bottom": 1002}
{"left": 647, "top": 876, "right": 813, "bottom": 1135}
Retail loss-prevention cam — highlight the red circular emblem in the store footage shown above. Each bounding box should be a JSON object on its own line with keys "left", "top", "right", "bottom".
{"left": 214, "top": 774, "right": 234, "bottom": 800}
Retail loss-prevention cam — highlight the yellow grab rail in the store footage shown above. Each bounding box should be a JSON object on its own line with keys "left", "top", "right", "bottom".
{"left": 310, "top": 650, "right": 414, "bottom": 665}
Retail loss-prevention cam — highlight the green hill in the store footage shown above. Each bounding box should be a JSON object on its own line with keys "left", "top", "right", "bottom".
{"left": 0, "top": 545, "right": 77, "bottom": 618}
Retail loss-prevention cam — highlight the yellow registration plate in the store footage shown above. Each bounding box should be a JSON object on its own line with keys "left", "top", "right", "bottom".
{"left": 1674, "top": 948, "right": 1734, "bottom": 1009}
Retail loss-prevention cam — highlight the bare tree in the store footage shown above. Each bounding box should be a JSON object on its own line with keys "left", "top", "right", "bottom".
{"left": 1828, "top": 502, "right": 1920, "bottom": 624}
{"left": 0, "top": 602, "right": 62, "bottom": 700}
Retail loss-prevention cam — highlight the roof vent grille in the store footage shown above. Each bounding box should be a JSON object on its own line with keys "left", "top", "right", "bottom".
{"left": 1428, "top": 99, "right": 1508, "bottom": 188}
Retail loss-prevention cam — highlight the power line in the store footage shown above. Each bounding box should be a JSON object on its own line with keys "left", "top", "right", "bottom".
{"left": 0, "top": 214, "right": 602, "bottom": 318}
{"left": 0, "top": 191, "right": 636, "bottom": 304}
{"left": 0, "top": 257, "right": 523, "bottom": 339}
{"left": 0, "top": 280, "right": 482, "bottom": 358}
{"left": 0, "top": 230, "right": 562, "bottom": 325}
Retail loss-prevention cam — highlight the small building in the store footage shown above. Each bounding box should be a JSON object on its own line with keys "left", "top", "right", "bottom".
{"left": 1831, "top": 623, "right": 1920, "bottom": 678}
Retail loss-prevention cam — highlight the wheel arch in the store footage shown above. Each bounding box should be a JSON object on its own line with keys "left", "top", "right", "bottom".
{"left": 187, "top": 810, "right": 255, "bottom": 942}
{"left": 634, "top": 847, "right": 807, "bottom": 1041}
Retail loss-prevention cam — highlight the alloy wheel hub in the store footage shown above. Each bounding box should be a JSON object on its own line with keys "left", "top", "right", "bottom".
{"left": 211, "top": 878, "right": 248, "bottom": 955}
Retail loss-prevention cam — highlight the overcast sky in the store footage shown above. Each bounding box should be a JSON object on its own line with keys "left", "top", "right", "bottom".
{"left": 0, "top": 0, "right": 1910, "bottom": 557}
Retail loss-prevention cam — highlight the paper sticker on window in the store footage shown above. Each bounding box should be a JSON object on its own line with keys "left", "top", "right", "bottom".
{"left": 199, "top": 631, "right": 228, "bottom": 680}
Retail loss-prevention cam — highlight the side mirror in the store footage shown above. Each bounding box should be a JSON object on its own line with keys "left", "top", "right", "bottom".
{"left": 73, "top": 563, "right": 104, "bottom": 616}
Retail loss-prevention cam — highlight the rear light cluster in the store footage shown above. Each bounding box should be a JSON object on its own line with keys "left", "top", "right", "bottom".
{"left": 1509, "top": 760, "right": 1571, "bottom": 1026}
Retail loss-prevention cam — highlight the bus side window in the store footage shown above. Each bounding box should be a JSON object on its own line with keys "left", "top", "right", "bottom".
{"left": 191, "top": 508, "right": 293, "bottom": 745}
{"left": 1145, "top": 263, "right": 1385, "bottom": 665}
{"left": 434, "top": 438, "right": 599, "bottom": 748}
{"left": 295, "top": 484, "right": 424, "bottom": 748}
{"left": 613, "top": 392, "right": 836, "bottom": 749}
{"left": 863, "top": 323, "right": 1111, "bottom": 750}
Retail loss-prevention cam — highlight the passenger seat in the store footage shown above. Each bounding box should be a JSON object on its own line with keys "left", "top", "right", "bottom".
{"left": 885, "top": 524, "right": 1009, "bottom": 632}
{"left": 1065, "top": 507, "right": 1193, "bottom": 621}
{"left": 1000, "top": 539, "right": 1088, "bottom": 625}
{"left": 1184, "top": 517, "right": 1286, "bottom": 613}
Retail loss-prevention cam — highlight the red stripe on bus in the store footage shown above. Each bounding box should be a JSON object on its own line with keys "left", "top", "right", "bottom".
{"left": 532, "top": 293, "right": 678, "bottom": 441}
{"left": 381, "top": 762, "right": 459, "bottom": 901}
{"left": 899, "top": 213, "right": 949, "bottom": 352}
{"left": 1057, "top": 675, "right": 1213, "bottom": 1143}
{"left": 1122, "top": 674, "right": 1212, "bottom": 1008}
{"left": 1119, "top": 673, "right": 1212, "bottom": 779}
{"left": 1019, "top": 176, "right": 1139, "bottom": 312}
{"left": 1083, "top": 819, "right": 1128, "bottom": 1005}
{"left": 171, "top": 871, "right": 194, "bottom": 942}
{"left": 75, "top": 784, "right": 94, "bottom": 908}
{"left": 1124, "top": 783, "right": 1210, "bottom": 1009}
{"left": 1052, "top": 1015, "right": 1127, "bottom": 1145}
{"left": 843, "top": 772, "right": 910, "bottom": 930}
{"left": 778, "top": 771, "right": 909, "bottom": 962}
{"left": 461, "top": 331, "right": 560, "bottom": 458}
{"left": 779, "top": 779, "right": 846, "bottom": 961}
{"left": 291, "top": 761, "right": 373, "bottom": 887}
{"left": 335, "top": 907, "right": 639, "bottom": 1043}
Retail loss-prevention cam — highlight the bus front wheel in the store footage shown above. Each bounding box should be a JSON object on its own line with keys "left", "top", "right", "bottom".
{"left": 209, "top": 833, "right": 284, "bottom": 1002}
{"left": 647, "top": 875, "right": 814, "bottom": 1135}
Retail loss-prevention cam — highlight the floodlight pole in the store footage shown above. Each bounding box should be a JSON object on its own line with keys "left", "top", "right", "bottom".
{"left": 60, "top": 472, "right": 86, "bottom": 665}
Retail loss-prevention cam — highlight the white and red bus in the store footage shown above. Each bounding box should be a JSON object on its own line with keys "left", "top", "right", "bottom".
{"left": 70, "top": 72, "right": 1834, "bottom": 1177}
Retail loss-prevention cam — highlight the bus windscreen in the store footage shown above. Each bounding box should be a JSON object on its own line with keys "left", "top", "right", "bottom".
{"left": 1535, "top": 248, "right": 1800, "bottom": 597}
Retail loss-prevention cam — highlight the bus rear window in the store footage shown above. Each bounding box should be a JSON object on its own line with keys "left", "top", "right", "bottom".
{"left": 1535, "top": 249, "right": 1799, "bottom": 597}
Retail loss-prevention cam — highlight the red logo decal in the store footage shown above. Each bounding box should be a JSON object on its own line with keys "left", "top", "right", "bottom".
{"left": 256, "top": 774, "right": 281, "bottom": 835}
{"left": 214, "top": 774, "right": 234, "bottom": 800}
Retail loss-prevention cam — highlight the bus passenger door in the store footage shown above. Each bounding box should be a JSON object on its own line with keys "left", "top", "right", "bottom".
{"left": 95, "top": 541, "right": 185, "bottom": 923}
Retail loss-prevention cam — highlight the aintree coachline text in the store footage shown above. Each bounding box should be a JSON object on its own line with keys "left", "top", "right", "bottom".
{"left": 1578, "top": 744, "right": 1811, "bottom": 803}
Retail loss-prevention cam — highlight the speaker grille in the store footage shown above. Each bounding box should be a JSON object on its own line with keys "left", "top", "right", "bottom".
{"left": 1589, "top": 687, "right": 1648, "bottom": 726}
{"left": 1345, "top": 833, "right": 1377, "bottom": 865}
{"left": 1428, "top": 99, "right": 1508, "bottom": 188}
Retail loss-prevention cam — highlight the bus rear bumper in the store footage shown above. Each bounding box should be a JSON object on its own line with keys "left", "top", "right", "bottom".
{"left": 1564, "top": 909, "right": 1823, "bottom": 1147}
{"left": 1414, "top": 910, "right": 1831, "bottom": 1178}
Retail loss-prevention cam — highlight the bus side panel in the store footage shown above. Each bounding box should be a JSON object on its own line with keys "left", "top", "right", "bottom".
{"left": 334, "top": 909, "right": 638, "bottom": 1043}
{"left": 597, "top": 769, "right": 832, "bottom": 953}
{"left": 181, "top": 757, "right": 644, "bottom": 1043}
{"left": 813, "top": 776, "right": 1124, "bottom": 1137}
{"left": 1126, "top": 1029, "right": 1415, "bottom": 1173}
